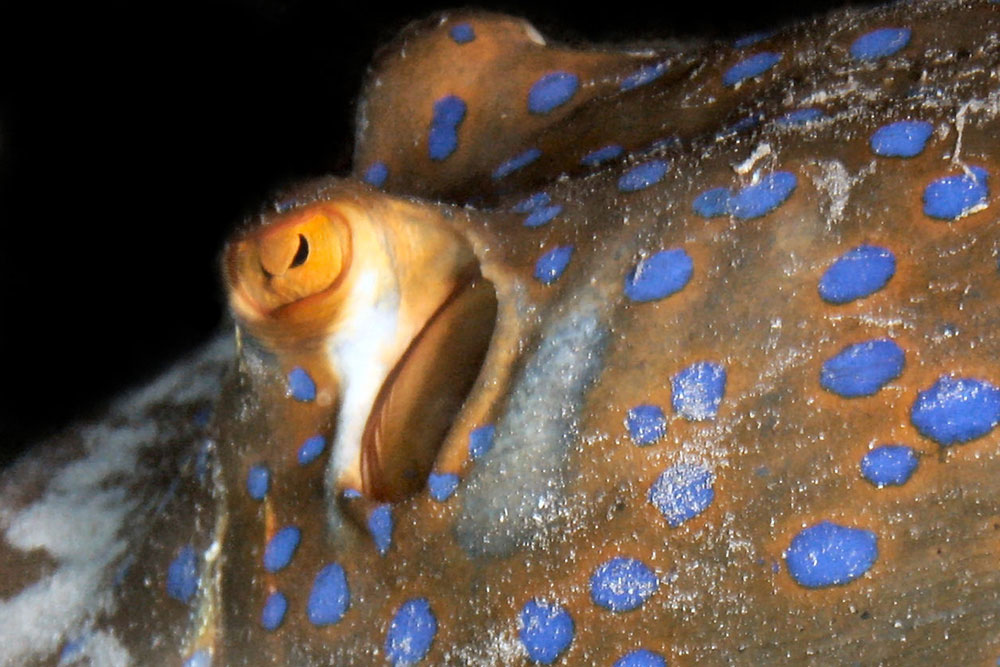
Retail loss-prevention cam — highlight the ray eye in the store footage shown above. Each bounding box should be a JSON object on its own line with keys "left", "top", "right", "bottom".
{"left": 290, "top": 234, "right": 309, "bottom": 269}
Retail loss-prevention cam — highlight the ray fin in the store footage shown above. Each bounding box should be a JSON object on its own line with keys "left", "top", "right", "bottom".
{"left": 352, "top": 11, "right": 677, "bottom": 203}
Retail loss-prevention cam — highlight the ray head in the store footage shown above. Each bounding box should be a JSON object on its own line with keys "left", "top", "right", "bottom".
{"left": 222, "top": 179, "right": 498, "bottom": 504}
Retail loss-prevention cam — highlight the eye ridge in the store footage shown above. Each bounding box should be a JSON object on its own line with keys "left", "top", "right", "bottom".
{"left": 290, "top": 234, "right": 310, "bottom": 269}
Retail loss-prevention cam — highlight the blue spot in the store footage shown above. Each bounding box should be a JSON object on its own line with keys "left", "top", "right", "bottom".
{"left": 733, "top": 31, "right": 774, "bottom": 49}
{"left": 261, "top": 591, "right": 288, "bottom": 631}
{"left": 195, "top": 440, "right": 211, "bottom": 482}
{"left": 581, "top": 144, "right": 624, "bottom": 167}
{"left": 428, "top": 95, "right": 466, "bottom": 161}
{"left": 870, "top": 120, "right": 933, "bottom": 157}
{"left": 450, "top": 22, "right": 475, "bottom": 44}
{"left": 626, "top": 405, "right": 666, "bottom": 446}
{"left": 850, "top": 27, "right": 911, "bottom": 60}
{"left": 297, "top": 435, "right": 326, "bottom": 465}
{"left": 469, "top": 424, "right": 496, "bottom": 459}
{"left": 183, "top": 650, "right": 212, "bottom": 667}
{"left": 287, "top": 367, "right": 316, "bottom": 402}
{"left": 263, "top": 526, "right": 301, "bottom": 572}
{"left": 648, "top": 463, "right": 714, "bottom": 527}
{"left": 342, "top": 488, "right": 362, "bottom": 499}
{"left": 911, "top": 377, "right": 1000, "bottom": 446}
{"left": 590, "top": 557, "right": 658, "bottom": 612}
{"left": 861, "top": 445, "right": 919, "bottom": 487}
{"left": 618, "top": 160, "right": 668, "bottom": 192}
{"left": 114, "top": 553, "right": 134, "bottom": 587}
{"left": 274, "top": 196, "right": 299, "bottom": 214}
{"left": 818, "top": 245, "right": 896, "bottom": 304}
{"left": 614, "top": 649, "right": 668, "bottom": 667}
{"left": 620, "top": 62, "right": 668, "bottom": 91}
{"left": 785, "top": 521, "right": 878, "bottom": 587}
{"left": 493, "top": 148, "right": 541, "bottom": 179}
{"left": 722, "top": 52, "right": 781, "bottom": 86}
{"left": 727, "top": 171, "right": 797, "bottom": 219}
{"left": 820, "top": 339, "right": 904, "bottom": 398}
{"left": 363, "top": 162, "right": 388, "bottom": 187}
{"left": 428, "top": 472, "right": 460, "bottom": 502}
{"left": 60, "top": 635, "right": 88, "bottom": 662}
{"left": 386, "top": 598, "right": 437, "bottom": 664}
{"left": 246, "top": 464, "right": 270, "bottom": 500}
{"left": 624, "top": 248, "right": 693, "bottom": 302}
{"left": 728, "top": 114, "right": 762, "bottom": 134}
{"left": 672, "top": 361, "right": 726, "bottom": 420}
{"left": 368, "top": 504, "right": 393, "bottom": 556}
{"left": 524, "top": 204, "right": 563, "bottom": 228}
{"left": 166, "top": 545, "right": 198, "bottom": 603}
{"left": 923, "top": 166, "right": 989, "bottom": 220}
{"left": 513, "top": 192, "right": 550, "bottom": 213}
{"left": 692, "top": 187, "right": 732, "bottom": 218}
{"left": 307, "top": 563, "right": 349, "bottom": 626}
{"left": 777, "top": 108, "right": 825, "bottom": 126}
{"left": 519, "top": 599, "right": 574, "bottom": 664}
{"left": 193, "top": 406, "right": 212, "bottom": 428}
{"left": 528, "top": 71, "right": 579, "bottom": 114}
{"left": 534, "top": 246, "right": 574, "bottom": 285}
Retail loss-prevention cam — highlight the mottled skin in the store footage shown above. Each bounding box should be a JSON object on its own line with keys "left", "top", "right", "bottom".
{"left": 2, "top": 1, "right": 1000, "bottom": 665}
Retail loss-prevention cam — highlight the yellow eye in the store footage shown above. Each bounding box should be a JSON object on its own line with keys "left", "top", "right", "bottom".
{"left": 225, "top": 204, "right": 353, "bottom": 344}
{"left": 258, "top": 232, "right": 308, "bottom": 276}
{"left": 254, "top": 211, "right": 348, "bottom": 304}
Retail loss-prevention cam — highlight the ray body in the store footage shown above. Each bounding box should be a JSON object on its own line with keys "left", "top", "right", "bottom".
{"left": 3, "top": 1, "right": 1000, "bottom": 664}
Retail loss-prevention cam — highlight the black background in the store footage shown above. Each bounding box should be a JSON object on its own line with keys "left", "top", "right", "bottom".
{"left": 0, "top": 0, "right": 864, "bottom": 464}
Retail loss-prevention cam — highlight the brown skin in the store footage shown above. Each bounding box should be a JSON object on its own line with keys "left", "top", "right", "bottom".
{"left": 41, "top": 2, "right": 1000, "bottom": 664}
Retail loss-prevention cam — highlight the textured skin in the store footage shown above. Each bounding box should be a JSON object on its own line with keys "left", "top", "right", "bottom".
{"left": 2, "top": 1, "right": 1000, "bottom": 665}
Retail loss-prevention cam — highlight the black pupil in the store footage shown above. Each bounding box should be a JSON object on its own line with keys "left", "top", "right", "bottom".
{"left": 290, "top": 234, "right": 309, "bottom": 268}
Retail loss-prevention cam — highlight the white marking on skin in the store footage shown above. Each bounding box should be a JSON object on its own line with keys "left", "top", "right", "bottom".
{"left": 326, "top": 268, "right": 399, "bottom": 486}
{"left": 811, "top": 159, "right": 852, "bottom": 226}
{"left": 809, "top": 158, "right": 876, "bottom": 229}
{"left": 445, "top": 625, "right": 522, "bottom": 666}
{"left": 734, "top": 142, "right": 772, "bottom": 175}
{"left": 123, "top": 334, "right": 232, "bottom": 408}
{"left": 945, "top": 94, "right": 998, "bottom": 220}
{"left": 0, "top": 423, "right": 146, "bottom": 664}
{"left": 59, "top": 630, "right": 132, "bottom": 667}
{"left": 187, "top": 442, "right": 228, "bottom": 658}
{"left": 951, "top": 100, "right": 971, "bottom": 167}
{"left": 523, "top": 23, "right": 546, "bottom": 46}
{"left": 0, "top": 337, "right": 232, "bottom": 664}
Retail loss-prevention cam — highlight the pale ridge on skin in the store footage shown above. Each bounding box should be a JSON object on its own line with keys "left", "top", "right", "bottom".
{"left": 457, "top": 301, "right": 608, "bottom": 558}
